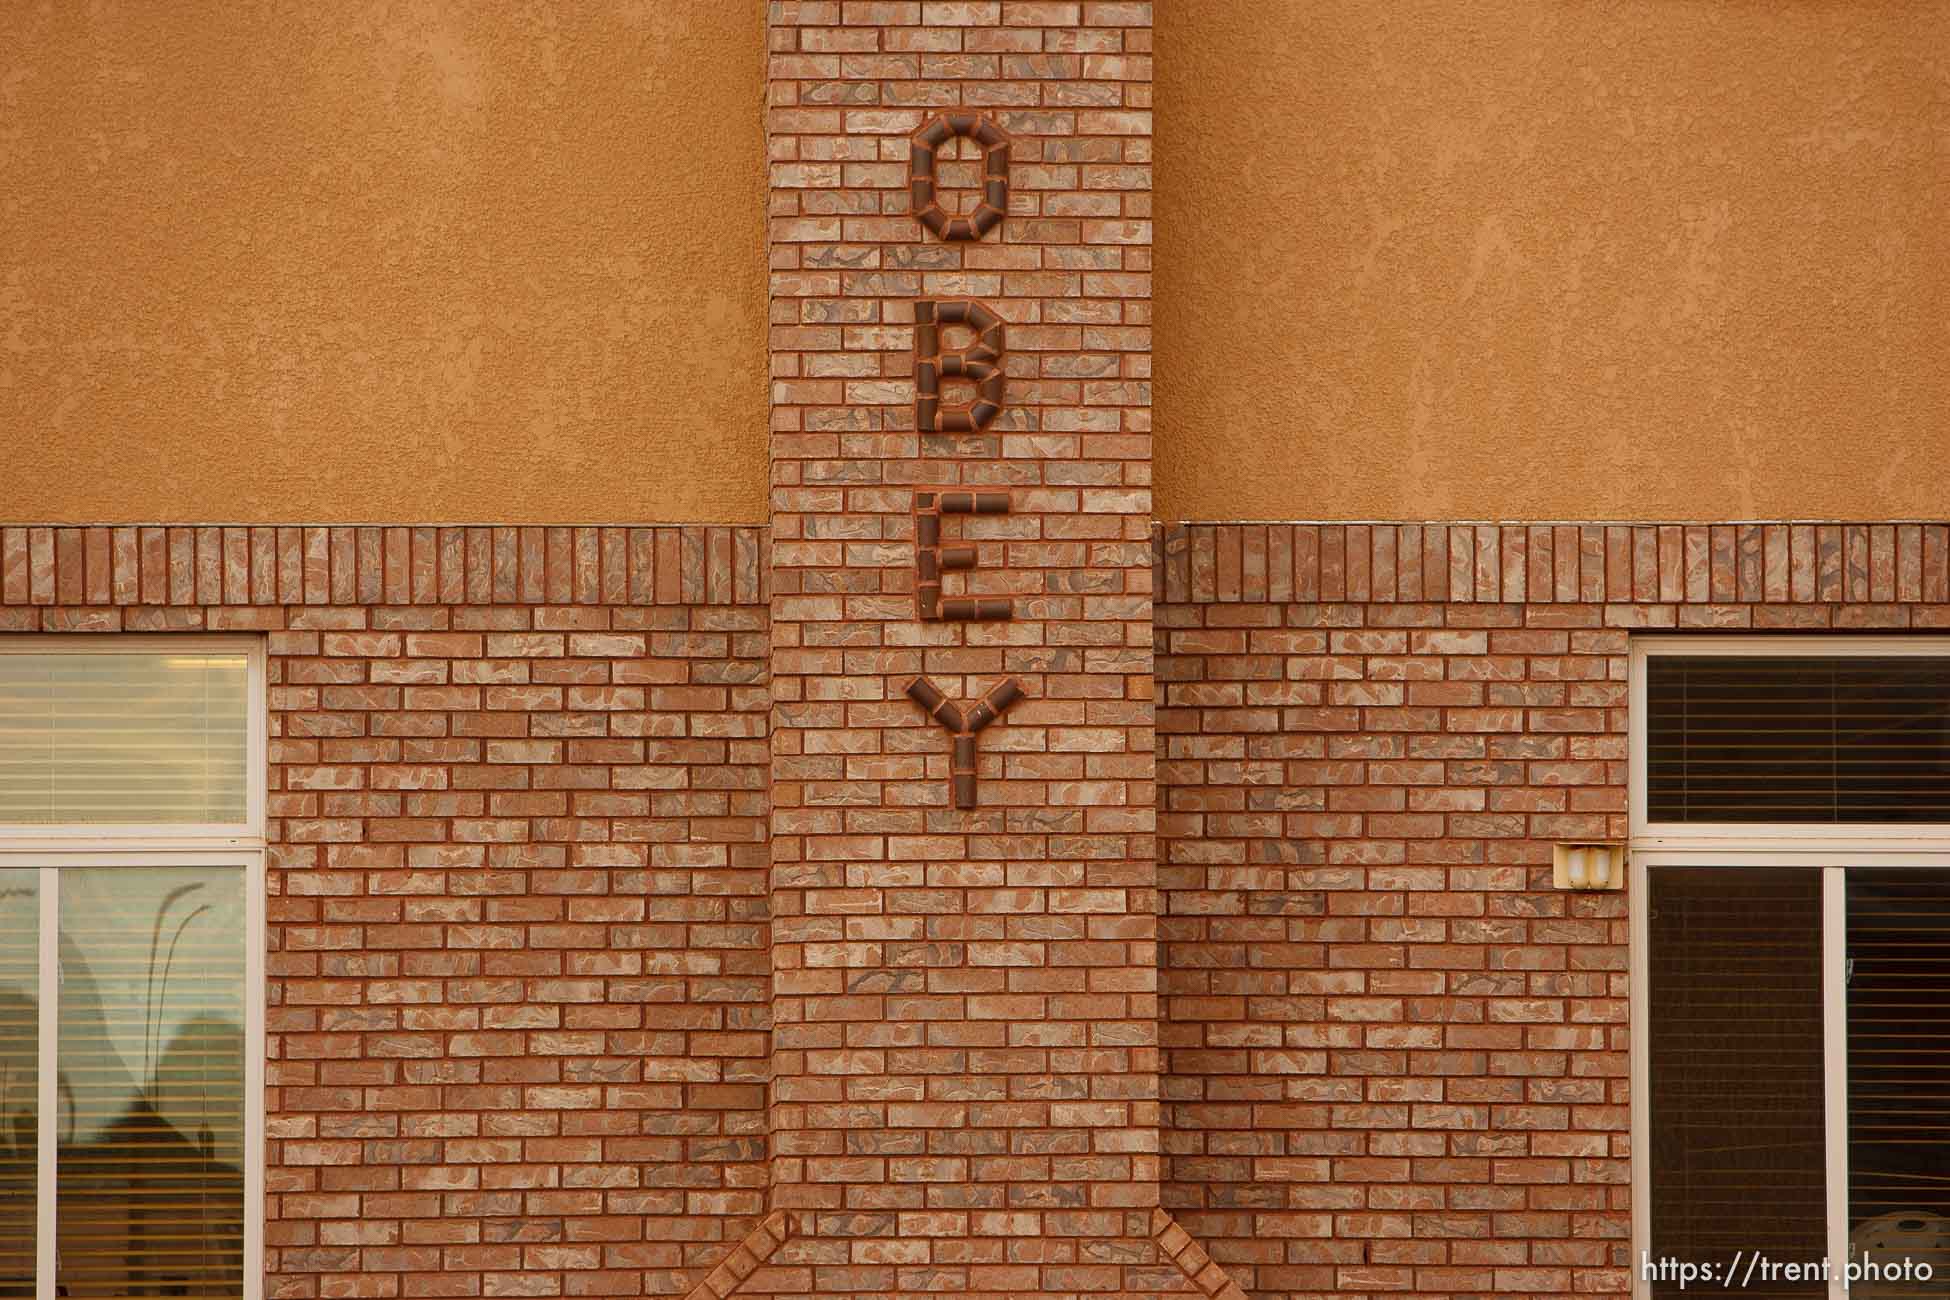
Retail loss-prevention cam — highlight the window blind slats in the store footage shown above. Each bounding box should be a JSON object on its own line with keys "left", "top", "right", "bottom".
{"left": 0, "top": 654, "right": 249, "bottom": 825}
{"left": 1846, "top": 870, "right": 1950, "bottom": 1282}
{"left": 1647, "top": 656, "right": 1950, "bottom": 823}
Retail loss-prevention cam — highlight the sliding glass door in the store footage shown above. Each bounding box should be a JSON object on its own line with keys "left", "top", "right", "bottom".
{"left": 1641, "top": 863, "right": 1950, "bottom": 1298}
{"left": 58, "top": 865, "right": 249, "bottom": 1297}
{"left": 1844, "top": 872, "right": 1950, "bottom": 1282}
{"left": 1631, "top": 636, "right": 1950, "bottom": 1299}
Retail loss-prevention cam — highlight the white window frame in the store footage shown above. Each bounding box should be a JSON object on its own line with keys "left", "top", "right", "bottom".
{"left": 0, "top": 633, "right": 267, "bottom": 846}
{"left": 0, "top": 635, "right": 266, "bottom": 1300}
{"left": 1630, "top": 633, "right": 1950, "bottom": 848}
{"left": 1629, "top": 634, "right": 1950, "bottom": 1300}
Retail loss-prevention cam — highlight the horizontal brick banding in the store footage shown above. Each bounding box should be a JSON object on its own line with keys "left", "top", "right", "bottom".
{"left": 1158, "top": 521, "right": 1950, "bottom": 613}
{"left": 0, "top": 524, "right": 767, "bottom": 610}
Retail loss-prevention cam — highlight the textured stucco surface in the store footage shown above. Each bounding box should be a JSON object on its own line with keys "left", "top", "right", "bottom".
{"left": 1156, "top": 0, "right": 1950, "bottom": 522}
{"left": 1, "top": 1, "right": 766, "bottom": 524}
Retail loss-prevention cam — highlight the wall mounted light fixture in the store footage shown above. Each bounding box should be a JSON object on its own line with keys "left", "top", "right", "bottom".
{"left": 1553, "top": 841, "right": 1626, "bottom": 890}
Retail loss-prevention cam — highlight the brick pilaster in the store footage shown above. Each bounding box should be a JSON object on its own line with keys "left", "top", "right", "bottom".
{"left": 764, "top": 2, "right": 1172, "bottom": 1294}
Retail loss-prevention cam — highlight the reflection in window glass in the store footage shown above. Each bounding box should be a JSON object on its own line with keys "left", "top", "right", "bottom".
{"left": 57, "top": 867, "right": 244, "bottom": 1298}
{"left": 0, "top": 873, "right": 34, "bottom": 1298}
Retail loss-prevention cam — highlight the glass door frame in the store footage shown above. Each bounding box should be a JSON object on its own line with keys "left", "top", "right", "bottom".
{"left": 1629, "top": 634, "right": 1950, "bottom": 1297}
{"left": 6, "top": 850, "right": 267, "bottom": 1300}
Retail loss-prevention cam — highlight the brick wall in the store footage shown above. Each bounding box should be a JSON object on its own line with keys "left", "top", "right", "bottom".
{"left": 8, "top": 6, "right": 1947, "bottom": 1299}
{"left": 1, "top": 524, "right": 770, "bottom": 1300}
{"left": 764, "top": 2, "right": 1176, "bottom": 1296}
{"left": 1154, "top": 520, "right": 1950, "bottom": 1300}
{"left": 11, "top": 517, "right": 1950, "bottom": 1299}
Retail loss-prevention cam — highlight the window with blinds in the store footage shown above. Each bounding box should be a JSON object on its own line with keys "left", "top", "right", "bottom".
{"left": 0, "top": 638, "right": 260, "bottom": 1300}
{"left": 1646, "top": 654, "right": 1950, "bottom": 824}
{"left": 0, "top": 652, "right": 249, "bottom": 825}
{"left": 1639, "top": 644, "right": 1950, "bottom": 1294}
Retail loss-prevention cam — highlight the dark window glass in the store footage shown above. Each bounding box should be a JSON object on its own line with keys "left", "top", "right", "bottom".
{"left": 1847, "top": 869, "right": 1950, "bottom": 1280}
{"left": 1649, "top": 866, "right": 1826, "bottom": 1296}
{"left": 1648, "top": 656, "right": 1950, "bottom": 823}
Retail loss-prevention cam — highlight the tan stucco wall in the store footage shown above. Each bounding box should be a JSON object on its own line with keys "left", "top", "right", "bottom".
{"left": 2, "top": 1, "right": 765, "bottom": 524}
{"left": 1156, "top": 1, "right": 1950, "bottom": 522}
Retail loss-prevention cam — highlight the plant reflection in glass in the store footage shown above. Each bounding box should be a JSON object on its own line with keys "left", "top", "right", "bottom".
{"left": 58, "top": 867, "right": 245, "bottom": 1298}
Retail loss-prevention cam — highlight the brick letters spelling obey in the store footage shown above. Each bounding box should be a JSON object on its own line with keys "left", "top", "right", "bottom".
{"left": 907, "top": 113, "right": 1021, "bottom": 809}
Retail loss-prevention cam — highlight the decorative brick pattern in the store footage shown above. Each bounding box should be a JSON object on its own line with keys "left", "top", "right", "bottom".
{"left": 1152, "top": 1208, "right": 1250, "bottom": 1300}
{"left": 765, "top": 2, "right": 1172, "bottom": 1294}
{"left": 1152, "top": 520, "right": 1950, "bottom": 1299}
{"left": 1158, "top": 521, "right": 1950, "bottom": 621}
{"left": 0, "top": 525, "right": 768, "bottom": 612}
{"left": 681, "top": 1211, "right": 794, "bottom": 1300}
{"left": 0, "top": 546, "right": 770, "bottom": 1300}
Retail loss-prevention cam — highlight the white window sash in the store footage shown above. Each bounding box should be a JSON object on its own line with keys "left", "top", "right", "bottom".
{"left": 1823, "top": 867, "right": 1848, "bottom": 1295}
{"left": 35, "top": 875, "right": 54, "bottom": 1300}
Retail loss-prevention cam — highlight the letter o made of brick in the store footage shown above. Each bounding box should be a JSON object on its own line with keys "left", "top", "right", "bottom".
{"left": 910, "top": 113, "right": 1009, "bottom": 242}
